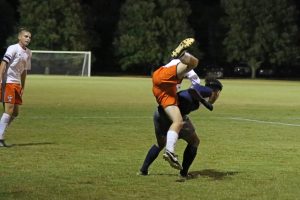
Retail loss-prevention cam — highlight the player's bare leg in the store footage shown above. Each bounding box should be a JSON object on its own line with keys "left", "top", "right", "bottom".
{"left": 171, "top": 38, "right": 199, "bottom": 79}
{"left": 8, "top": 105, "right": 19, "bottom": 126}
{"left": 163, "top": 105, "right": 183, "bottom": 170}
{"left": 0, "top": 103, "right": 14, "bottom": 147}
{"left": 177, "top": 53, "right": 199, "bottom": 79}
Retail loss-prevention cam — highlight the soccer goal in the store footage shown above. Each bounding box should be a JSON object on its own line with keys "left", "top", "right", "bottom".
{"left": 31, "top": 50, "right": 91, "bottom": 77}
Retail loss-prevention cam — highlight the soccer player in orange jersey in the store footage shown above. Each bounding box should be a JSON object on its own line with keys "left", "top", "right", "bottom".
{"left": 152, "top": 38, "right": 199, "bottom": 169}
{"left": 0, "top": 28, "right": 32, "bottom": 147}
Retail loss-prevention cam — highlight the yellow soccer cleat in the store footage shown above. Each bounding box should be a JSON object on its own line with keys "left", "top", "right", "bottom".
{"left": 171, "top": 38, "right": 195, "bottom": 59}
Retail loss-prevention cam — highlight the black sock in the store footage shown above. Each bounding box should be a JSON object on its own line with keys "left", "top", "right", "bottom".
{"left": 180, "top": 145, "right": 198, "bottom": 176}
{"left": 140, "top": 145, "right": 161, "bottom": 173}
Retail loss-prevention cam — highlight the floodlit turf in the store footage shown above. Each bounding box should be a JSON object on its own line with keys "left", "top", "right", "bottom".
{"left": 0, "top": 76, "right": 299, "bottom": 200}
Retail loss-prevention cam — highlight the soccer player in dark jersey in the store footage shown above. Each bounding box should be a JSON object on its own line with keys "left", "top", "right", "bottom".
{"left": 139, "top": 78, "right": 223, "bottom": 178}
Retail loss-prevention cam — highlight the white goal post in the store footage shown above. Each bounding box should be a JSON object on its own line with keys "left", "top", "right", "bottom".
{"left": 31, "top": 50, "right": 91, "bottom": 77}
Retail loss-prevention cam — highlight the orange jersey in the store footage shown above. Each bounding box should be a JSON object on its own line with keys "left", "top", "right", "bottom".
{"left": 0, "top": 83, "right": 23, "bottom": 105}
{"left": 152, "top": 61, "right": 182, "bottom": 108}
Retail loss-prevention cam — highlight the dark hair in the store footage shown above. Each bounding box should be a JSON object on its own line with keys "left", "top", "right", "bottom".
{"left": 205, "top": 78, "right": 223, "bottom": 91}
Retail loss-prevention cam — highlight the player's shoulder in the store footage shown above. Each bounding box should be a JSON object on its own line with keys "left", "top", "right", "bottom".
{"left": 6, "top": 43, "right": 18, "bottom": 51}
{"left": 192, "top": 84, "right": 212, "bottom": 98}
{"left": 4, "top": 44, "right": 19, "bottom": 56}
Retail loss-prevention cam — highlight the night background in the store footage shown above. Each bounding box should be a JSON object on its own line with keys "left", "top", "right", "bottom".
{"left": 1, "top": 0, "right": 300, "bottom": 78}
{"left": 1, "top": 1, "right": 300, "bottom": 199}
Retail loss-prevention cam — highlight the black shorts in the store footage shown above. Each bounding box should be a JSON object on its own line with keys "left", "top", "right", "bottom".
{"left": 153, "top": 110, "right": 195, "bottom": 138}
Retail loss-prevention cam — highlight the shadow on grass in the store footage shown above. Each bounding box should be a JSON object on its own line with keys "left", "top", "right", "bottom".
{"left": 10, "top": 142, "right": 55, "bottom": 147}
{"left": 148, "top": 169, "right": 238, "bottom": 182}
{"left": 175, "top": 169, "right": 239, "bottom": 182}
{"left": 189, "top": 169, "right": 239, "bottom": 180}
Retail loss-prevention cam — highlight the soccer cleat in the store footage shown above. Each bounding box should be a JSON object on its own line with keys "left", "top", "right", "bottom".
{"left": 176, "top": 173, "right": 199, "bottom": 182}
{"left": 137, "top": 170, "right": 149, "bottom": 176}
{"left": 171, "top": 38, "right": 195, "bottom": 59}
{"left": 163, "top": 150, "right": 183, "bottom": 170}
{"left": 180, "top": 170, "right": 188, "bottom": 178}
{"left": 0, "top": 140, "right": 12, "bottom": 148}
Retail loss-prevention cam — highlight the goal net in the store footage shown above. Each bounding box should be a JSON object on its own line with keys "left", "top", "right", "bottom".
{"left": 31, "top": 50, "right": 91, "bottom": 76}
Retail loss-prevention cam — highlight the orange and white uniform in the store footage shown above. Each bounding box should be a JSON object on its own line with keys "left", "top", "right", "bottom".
{"left": 0, "top": 44, "right": 31, "bottom": 104}
{"left": 152, "top": 59, "right": 200, "bottom": 108}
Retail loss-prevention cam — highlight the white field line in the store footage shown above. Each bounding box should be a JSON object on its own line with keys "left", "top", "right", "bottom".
{"left": 228, "top": 117, "right": 300, "bottom": 127}
{"left": 25, "top": 116, "right": 152, "bottom": 119}
{"left": 286, "top": 117, "right": 300, "bottom": 120}
{"left": 23, "top": 116, "right": 300, "bottom": 127}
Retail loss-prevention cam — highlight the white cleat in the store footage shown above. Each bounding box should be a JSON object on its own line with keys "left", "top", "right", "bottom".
{"left": 163, "top": 150, "right": 183, "bottom": 170}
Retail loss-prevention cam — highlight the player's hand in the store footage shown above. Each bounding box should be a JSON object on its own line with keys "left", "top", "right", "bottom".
{"left": 20, "top": 88, "right": 24, "bottom": 96}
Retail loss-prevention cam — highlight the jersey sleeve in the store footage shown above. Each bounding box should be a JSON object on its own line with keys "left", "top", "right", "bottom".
{"left": 2, "top": 45, "right": 16, "bottom": 64}
{"left": 185, "top": 70, "right": 201, "bottom": 85}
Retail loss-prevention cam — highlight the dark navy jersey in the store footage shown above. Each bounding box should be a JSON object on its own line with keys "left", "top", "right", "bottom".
{"left": 177, "top": 84, "right": 212, "bottom": 115}
{"left": 177, "top": 90, "right": 199, "bottom": 115}
{"left": 157, "top": 84, "right": 213, "bottom": 116}
{"left": 192, "top": 83, "right": 213, "bottom": 99}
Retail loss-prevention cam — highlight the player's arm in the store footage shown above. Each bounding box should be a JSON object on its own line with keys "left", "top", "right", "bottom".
{"left": 0, "top": 61, "right": 7, "bottom": 84}
{"left": 176, "top": 69, "right": 200, "bottom": 91}
{"left": 185, "top": 70, "right": 200, "bottom": 85}
{"left": 1, "top": 45, "right": 15, "bottom": 84}
{"left": 188, "top": 83, "right": 214, "bottom": 111}
{"left": 20, "top": 70, "right": 27, "bottom": 95}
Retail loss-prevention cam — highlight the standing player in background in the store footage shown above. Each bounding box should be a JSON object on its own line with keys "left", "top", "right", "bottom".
{"left": 139, "top": 78, "right": 223, "bottom": 178}
{"left": 0, "top": 28, "right": 32, "bottom": 147}
{"left": 152, "top": 38, "right": 199, "bottom": 170}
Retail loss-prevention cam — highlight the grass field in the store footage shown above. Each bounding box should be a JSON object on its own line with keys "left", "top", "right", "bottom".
{"left": 0, "top": 76, "right": 299, "bottom": 200}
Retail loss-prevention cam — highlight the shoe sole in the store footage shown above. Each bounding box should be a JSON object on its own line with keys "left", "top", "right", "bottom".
{"left": 171, "top": 38, "right": 195, "bottom": 58}
{"left": 163, "top": 153, "right": 183, "bottom": 170}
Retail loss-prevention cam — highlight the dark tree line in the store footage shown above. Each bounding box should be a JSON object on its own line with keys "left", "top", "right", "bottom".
{"left": 0, "top": 0, "right": 299, "bottom": 78}
{"left": 0, "top": 0, "right": 17, "bottom": 52}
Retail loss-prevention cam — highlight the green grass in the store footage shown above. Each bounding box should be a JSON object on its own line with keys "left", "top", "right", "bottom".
{"left": 0, "top": 76, "right": 299, "bottom": 200}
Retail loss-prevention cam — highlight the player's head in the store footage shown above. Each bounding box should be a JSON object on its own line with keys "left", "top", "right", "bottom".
{"left": 18, "top": 27, "right": 31, "bottom": 48}
{"left": 205, "top": 78, "right": 223, "bottom": 92}
{"left": 205, "top": 78, "right": 223, "bottom": 104}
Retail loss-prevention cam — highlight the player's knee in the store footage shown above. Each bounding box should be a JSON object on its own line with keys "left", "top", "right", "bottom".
{"left": 173, "top": 120, "right": 184, "bottom": 130}
{"left": 181, "top": 53, "right": 198, "bottom": 68}
{"left": 190, "top": 135, "right": 200, "bottom": 147}
{"left": 156, "top": 136, "right": 166, "bottom": 150}
{"left": 190, "top": 56, "right": 199, "bottom": 68}
{"left": 157, "top": 144, "right": 164, "bottom": 150}
{"left": 194, "top": 137, "right": 200, "bottom": 147}
{"left": 5, "top": 108, "right": 14, "bottom": 115}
